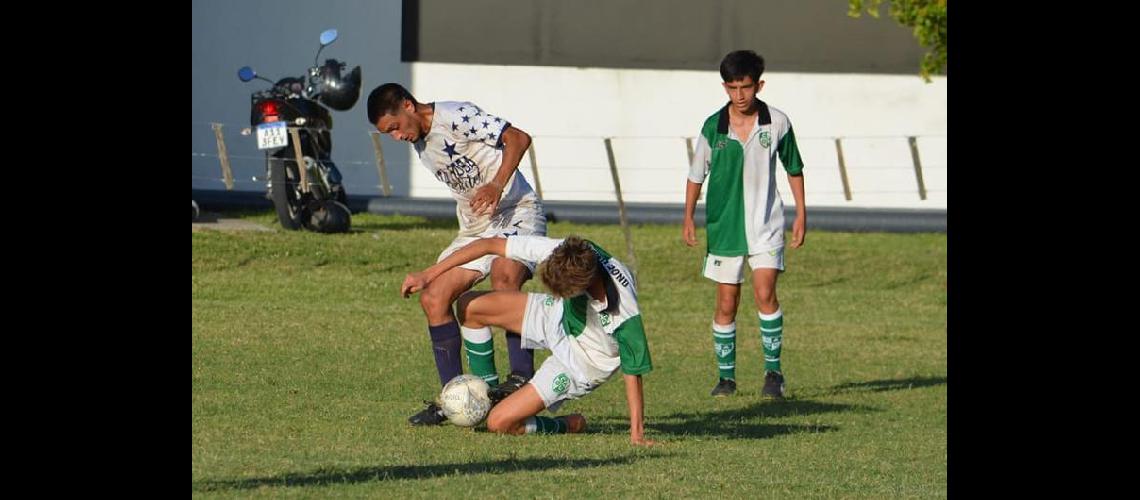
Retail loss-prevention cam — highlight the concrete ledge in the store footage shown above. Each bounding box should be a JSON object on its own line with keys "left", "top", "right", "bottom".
{"left": 192, "top": 190, "right": 946, "bottom": 233}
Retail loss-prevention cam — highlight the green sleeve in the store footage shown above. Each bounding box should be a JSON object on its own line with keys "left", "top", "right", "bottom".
{"left": 613, "top": 315, "right": 653, "bottom": 375}
{"left": 778, "top": 125, "right": 804, "bottom": 175}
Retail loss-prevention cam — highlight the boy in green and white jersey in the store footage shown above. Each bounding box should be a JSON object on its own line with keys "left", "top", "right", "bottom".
{"left": 682, "top": 50, "right": 807, "bottom": 399}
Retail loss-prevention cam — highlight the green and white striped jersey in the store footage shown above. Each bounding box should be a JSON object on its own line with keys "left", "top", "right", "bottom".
{"left": 505, "top": 235, "right": 653, "bottom": 383}
{"left": 688, "top": 99, "right": 804, "bottom": 256}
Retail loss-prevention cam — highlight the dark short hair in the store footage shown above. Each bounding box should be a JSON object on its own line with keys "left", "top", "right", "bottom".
{"left": 719, "top": 50, "right": 765, "bottom": 83}
{"left": 366, "top": 83, "right": 419, "bottom": 125}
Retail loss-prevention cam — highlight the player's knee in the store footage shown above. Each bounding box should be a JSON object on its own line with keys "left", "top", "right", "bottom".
{"left": 755, "top": 288, "right": 778, "bottom": 308}
{"left": 490, "top": 265, "right": 528, "bottom": 291}
{"left": 485, "top": 409, "right": 520, "bottom": 434}
{"left": 490, "top": 274, "right": 520, "bottom": 291}
{"left": 716, "top": 296, "right": 738, "bottom": 315}
{"left": 419, "top": 288, "right": 451, "bottom": 318}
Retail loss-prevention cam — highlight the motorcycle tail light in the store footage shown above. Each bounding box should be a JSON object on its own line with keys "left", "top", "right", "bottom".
{"left": 260, "top": 101, "right": 279, "bottom": 117}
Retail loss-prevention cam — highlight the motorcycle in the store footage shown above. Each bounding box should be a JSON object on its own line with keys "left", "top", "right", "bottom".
{"left": 237, "top": 28, "right": 360, "bottom": 232}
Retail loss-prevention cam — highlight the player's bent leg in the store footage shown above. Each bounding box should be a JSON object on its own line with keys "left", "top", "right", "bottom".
{"left": 410, "top": 267, "right": 485, "bottom": 425}
{"left": 420, "top": 267, "right": 483, "bottom": 325}
{"left": 489, "top": 258, "right": 536, "bottom": 382}
{"left": 489, "top": 257, "right": 531, "bottom": 290}
{"left": 485, "top": 384, "right": 586, "bottom": 435}
{"left": 485, "top": 384, "right": 547, "bottom": 434}
{"left": 456, "top": 290, "right": 528, "bottom": 333}
{"left": 454, "top": 289, "right": 527, "bottom": 388}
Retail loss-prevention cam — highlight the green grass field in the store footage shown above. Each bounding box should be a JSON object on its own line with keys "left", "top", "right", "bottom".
{"left": 192, "top": 211, "right": 947, "bottom": 498}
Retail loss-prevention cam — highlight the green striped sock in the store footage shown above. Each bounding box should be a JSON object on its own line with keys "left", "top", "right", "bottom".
{"left": 461, "top": 326, "right": 499, "bottom": 387}
{"left": 713, "top": 322, "right": 736, "bottom": 380}
{"left": 759, "top": 310, "right": 783, "bottom": 373}
{"left": 524, "top": 416, "right": 569, "bottom": 434}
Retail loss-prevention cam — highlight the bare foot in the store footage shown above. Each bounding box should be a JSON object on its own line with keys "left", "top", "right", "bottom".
{"left": 564, "top": 413, "right": 587, "bottom": 433}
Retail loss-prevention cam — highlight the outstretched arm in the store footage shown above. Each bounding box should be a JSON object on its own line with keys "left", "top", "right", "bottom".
{"left": 400, "top": 238, "right": 507, "bottom": 297}
{"left": 624, "top": 374, "right": 656, "bottom": 446}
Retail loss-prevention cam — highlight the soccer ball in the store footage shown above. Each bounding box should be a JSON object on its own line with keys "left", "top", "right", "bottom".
{"left": 438, "top": 374, "right": 492, "bottom": 427}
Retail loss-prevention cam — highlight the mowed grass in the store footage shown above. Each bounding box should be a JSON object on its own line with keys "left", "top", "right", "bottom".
{"left": 192, "top": 211, "right": 947, "bottom": 498}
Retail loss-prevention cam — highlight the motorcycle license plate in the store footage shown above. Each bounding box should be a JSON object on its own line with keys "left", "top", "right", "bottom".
{"left": 256, "top": 122, "right": 288, "bottom": 150}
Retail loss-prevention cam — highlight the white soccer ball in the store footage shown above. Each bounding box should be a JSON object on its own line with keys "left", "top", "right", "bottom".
{"left": 438, "top": 374, "right": 492, "bottom": 427}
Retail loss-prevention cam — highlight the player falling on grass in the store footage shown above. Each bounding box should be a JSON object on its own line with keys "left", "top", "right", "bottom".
{"left": 402, "top": 235, "right": 656, "bottom": 446}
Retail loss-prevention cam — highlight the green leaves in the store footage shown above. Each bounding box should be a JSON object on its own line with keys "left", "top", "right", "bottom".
{"left": 849, "top": 0, "right": 947, "bottom": 82}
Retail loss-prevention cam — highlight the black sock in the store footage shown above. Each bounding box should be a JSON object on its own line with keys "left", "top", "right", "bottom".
{"left": 505, "top": 331, "right": 534, "bottom": 378}
{"left": 428, "top": 321, "right": 462, "bottom": 387}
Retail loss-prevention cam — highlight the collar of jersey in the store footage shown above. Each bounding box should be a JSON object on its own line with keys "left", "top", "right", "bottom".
{"left": 717, "top": 98, "right": 772, "bottom": 136}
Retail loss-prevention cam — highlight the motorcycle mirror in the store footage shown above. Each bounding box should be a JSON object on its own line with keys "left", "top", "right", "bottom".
{"left": 238, "top": 66, "right": 256, "bottom": 82}
{"left": 315, "top": 29, "right": 339, "bottom": 67}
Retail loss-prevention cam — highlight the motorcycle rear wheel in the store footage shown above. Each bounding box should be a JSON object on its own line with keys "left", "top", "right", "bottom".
{"left": 269, "top": 158, "right": 305, "bottom": 230}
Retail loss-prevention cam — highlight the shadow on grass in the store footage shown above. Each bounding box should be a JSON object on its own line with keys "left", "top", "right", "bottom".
{"left": 194, "top": 453, "right": 669, "bottom": 492}
{"left": 827, "top": 376, "right": 946, "bottom": 394}
{"left": 587, "top": 399, "right": 875, "bottom": 439}
{"left": 349, "top": 217, "right": 459, "bottom": 233}
{"left": 199, "top": 208, "right": 463, "bottom": 233}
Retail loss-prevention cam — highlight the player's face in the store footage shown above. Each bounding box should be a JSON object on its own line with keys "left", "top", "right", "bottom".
{"left": 722, "top": 77, "right": 764, "bottom": 113}
{"left": 374, "top": 99, "right": 423, "bottom": 142}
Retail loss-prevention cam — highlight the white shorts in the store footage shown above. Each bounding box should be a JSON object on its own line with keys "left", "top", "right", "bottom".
{"left": 520, "top": 293, "right": 597, "bottom": 411}
{"left": 439, "top": 204, "right": 547, "bottom": 281}
{"left": 702, "top": 248, "right": 785, "bottom": 284}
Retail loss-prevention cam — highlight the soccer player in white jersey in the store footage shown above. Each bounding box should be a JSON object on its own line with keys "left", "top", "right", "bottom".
{"left": 682, "top": 50, "right": 807, "bottom": 399}
{"left": 401, "top": 235, "right": 656, "bottom": 446}
{"left": 367, "top": 83, "right": 547, "bottom": 425}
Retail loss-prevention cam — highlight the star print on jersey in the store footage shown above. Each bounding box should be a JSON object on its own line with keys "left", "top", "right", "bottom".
{"left": 442, "top": 140, "right": 459, "bottom": 160}
{"left": 452, "top": 104, "right": 509, "bottom": 148}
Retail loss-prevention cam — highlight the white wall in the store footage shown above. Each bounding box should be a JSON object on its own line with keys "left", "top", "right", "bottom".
{"left": 408, "top": 62, "right": 946, "bottom": 209}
